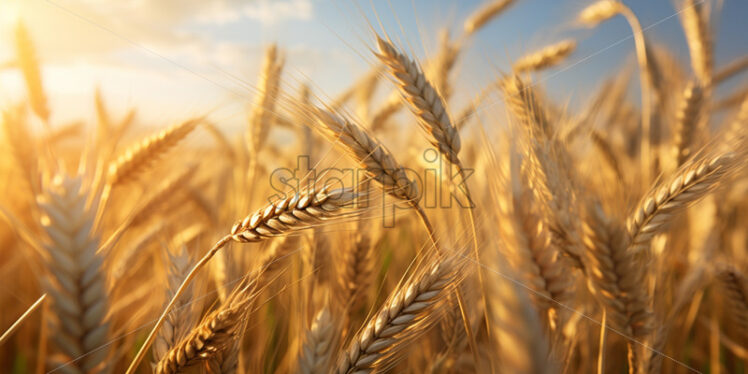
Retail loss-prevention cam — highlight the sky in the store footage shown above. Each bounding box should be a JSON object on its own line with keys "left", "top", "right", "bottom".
{"left": 0, "top": 0, "right": 746, "bottom": 134}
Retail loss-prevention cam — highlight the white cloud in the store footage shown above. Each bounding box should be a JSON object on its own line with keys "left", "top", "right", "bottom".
{"left": 243, "top": 0, "right": 313, "bottom": 25}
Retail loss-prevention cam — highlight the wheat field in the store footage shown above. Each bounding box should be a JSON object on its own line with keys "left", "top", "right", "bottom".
{"left": 1, "top": 0, "right": 748, "bottom": 373}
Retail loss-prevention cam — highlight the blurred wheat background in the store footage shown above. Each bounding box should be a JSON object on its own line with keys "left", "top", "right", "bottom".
{"left": 1, "top": 0, "right": 748, "bottom": 373}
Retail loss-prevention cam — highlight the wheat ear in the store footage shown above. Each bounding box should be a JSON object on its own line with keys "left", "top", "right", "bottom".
{"left": 312, "top": 107, "right": 419, "bottom": 203}
{"left": 126, "top": 187, "right": 362, "bottom": 373}
{"left": 376, "top": 36, "right": 487, "bottom": 362}
{"left": 247, "top": 44, "right": 284, "bottom": 156}
{"left": 152, "top": 246, "right": 197, "bottom": 366}
{"left": 154, "top": 278, "right": 260, "bottom": 374}
{"left": 500, "top": 74, "right": 552, "bottom": 139}
{"left": 463, "top": 0, "right": 516, "bottom": 36}
{"left": 335, "top": 256, "right": 461, "bottom": 374}
{"left": 681, "top": 0, "right": 713, "bottom": 86}
{"left": 497, "top": 157, "right": 572, "bottom": 324}
{"left": 297, "top": 306, "right": 338, "bottom": 374}
{"left": 107, "top": 118, "right": 200, "bottom": 187}
{"left": 578, "top": 0, "right": 622, "bottom": 26}
{"left": 2, "top": 109, "right": 40, "bottom": 197}
{"left": 369, "top": 93, "right": 402, "bottom": 133}
{"left": 513, "top": 39, "right": 577, "bottom": 73}
{"left": 375, "top": 36, "right": 461, "bottom": 166}
{"left": 38, "top": 175, "right": 111, "bottom": 373}
{"left": 229, "top": 186, "right": 360, "bottom": 243}
{"left": 582, "top": 200, "right": 652, "bottom": 373}
{"left": 339, "top": 217, "right": 374, "bottom": 314}
{"left": 427, "top": 29, "right": 461, "bottom": 100}
{"left": 673, "top": 81, "right": 704, "bottom": 166}
{"left": 14, "top": 22, "right": 49, "bottom": 124}
{"left": 485, "top": 259, "right": 556, "bottom": 374}
{"left": 718, "top": 267, "right": 748, "bottom": 339}
{"left": 627, "top": 153, "right": 736, "bottom": 254}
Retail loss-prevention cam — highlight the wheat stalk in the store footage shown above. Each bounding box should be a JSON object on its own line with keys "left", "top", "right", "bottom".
{"left": 335, "top": 256, "right": 461, "bottom": 374}
{"left": 579, "top": 0, "right": 653, "bottom": 183}
{"left": 38, "top": 175, "right": 111, "bottom": 373}
{"left": 513, "top": 39, "right": 577, "bottom": 73}
{"left": 0, "top": 294, "right": 46, "bottom": 345}
{"left": 713, "top": 55, "right": 748, "bottom": 85}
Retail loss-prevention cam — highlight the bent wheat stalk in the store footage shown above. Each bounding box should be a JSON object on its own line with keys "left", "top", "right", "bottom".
{"left": 375, "top": 35, "right": 486, "bottom": 362}
{"left": 579, "top": 0, "right": 653, "bottom": 183}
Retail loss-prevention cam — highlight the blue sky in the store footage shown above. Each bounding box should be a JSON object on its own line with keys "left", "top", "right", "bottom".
{"left": 0, "top": 0, "right": 745, "bottom": 132}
